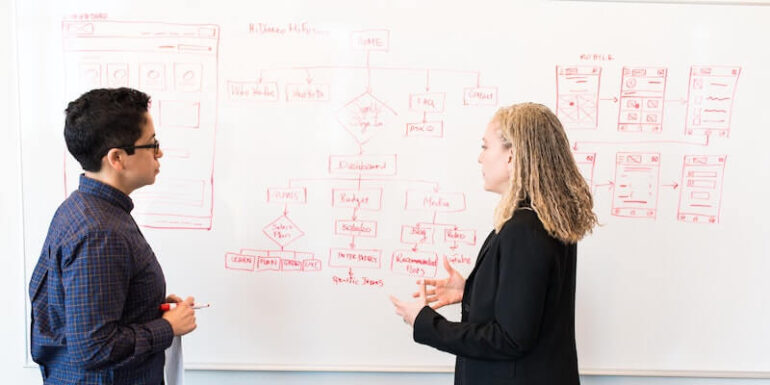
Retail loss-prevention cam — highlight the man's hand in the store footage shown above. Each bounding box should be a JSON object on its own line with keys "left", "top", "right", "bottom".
{"left": 162, "top": 296, "right": 197, "bottom": 336}
{"left": 165, "top": 294, "right": 183, "bottom": 303}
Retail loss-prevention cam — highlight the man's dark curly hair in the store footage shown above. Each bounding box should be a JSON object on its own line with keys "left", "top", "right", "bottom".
{"left": 64, "top": 87, "right": 150, "bottom": 172}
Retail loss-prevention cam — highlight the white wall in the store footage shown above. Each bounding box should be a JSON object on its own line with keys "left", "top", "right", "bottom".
{"left": 1, "top": 0, "right": 40, "bottom": 382}
{"left": 3, "top": 1, "right": 770, "bottom": 384}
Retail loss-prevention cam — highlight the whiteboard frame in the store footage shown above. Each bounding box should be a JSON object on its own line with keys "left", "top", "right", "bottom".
{"left": 12, "top": 0, "right": 770, "bottom": 378}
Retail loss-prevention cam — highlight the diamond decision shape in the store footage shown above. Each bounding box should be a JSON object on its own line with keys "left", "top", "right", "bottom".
{"left": 337, "top": 92, "right": 396, "bottom": 144}
{"left": 263, "top": 215, "right": 304, "bottom": 247}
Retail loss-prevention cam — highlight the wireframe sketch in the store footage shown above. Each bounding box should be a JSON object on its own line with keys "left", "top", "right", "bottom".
{"left": 62, "top": 20, "right": 219, "bottom": 229}
{"left": 685, "top": 65, "right": 741, "bottom": 137}
{"left": 556, "top": 65, "right": 602, "bottom": 129}
{"left": 677, "top": 155, "right": 727, "bottom": 224}
{"left": 618, "top": 67, "right": 667, "bottom": 133}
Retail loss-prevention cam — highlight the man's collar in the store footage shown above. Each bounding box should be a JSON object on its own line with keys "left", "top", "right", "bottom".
{"left": 78, "top": 174, "right": 134, "bottom": 213}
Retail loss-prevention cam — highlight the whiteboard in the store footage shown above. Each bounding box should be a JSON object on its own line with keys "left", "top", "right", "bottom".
{"left": 15, "top": 0, "right": 770, "bottom": 376}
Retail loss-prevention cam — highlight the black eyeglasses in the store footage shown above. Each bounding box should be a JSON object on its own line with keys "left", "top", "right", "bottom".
{"left": 119, "top": 139, "right": 160, "bottom": 156}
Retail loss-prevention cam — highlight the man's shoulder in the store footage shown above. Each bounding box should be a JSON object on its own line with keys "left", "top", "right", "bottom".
{"left": 50, "top": 190, "right": 131, "bottom": 238}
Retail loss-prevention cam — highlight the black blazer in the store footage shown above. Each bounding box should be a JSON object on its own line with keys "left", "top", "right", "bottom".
{"left": 413, "top": 208, "right": 579, "bottom": 385}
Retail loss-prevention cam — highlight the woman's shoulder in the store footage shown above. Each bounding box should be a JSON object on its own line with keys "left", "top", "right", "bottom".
{"left": 497, "top": 210, "right": 569, "bottom": 266}
{"left": 502, "top": 208, "right": 542, "bottom": 230}
{"left": 498, "top": 208, "right": 557, "bottom": 245}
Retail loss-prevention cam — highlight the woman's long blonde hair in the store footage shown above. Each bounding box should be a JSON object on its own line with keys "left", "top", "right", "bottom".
{"left": 493, "top": 103, "right": 597, "bottom": 243}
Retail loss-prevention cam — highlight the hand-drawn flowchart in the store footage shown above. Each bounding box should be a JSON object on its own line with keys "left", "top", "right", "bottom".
{"left": 559, "top": 64, "right": 737, "bottom": 224}
{"left": 222, "top": 29, "right": 494, "bottom": 285}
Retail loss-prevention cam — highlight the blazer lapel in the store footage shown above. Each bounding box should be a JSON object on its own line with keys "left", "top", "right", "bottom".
{"left": 466, "top": 230, "right": 497, "bottom": 282}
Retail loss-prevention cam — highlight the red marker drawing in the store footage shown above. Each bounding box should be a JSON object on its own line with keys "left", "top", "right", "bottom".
{"left": 159, "top": 303, "right": 211, "bottom": 311}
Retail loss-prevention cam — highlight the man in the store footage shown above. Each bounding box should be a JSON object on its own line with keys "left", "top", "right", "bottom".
{"left": 29, "top": 87, "right": 197, "bottom": 384}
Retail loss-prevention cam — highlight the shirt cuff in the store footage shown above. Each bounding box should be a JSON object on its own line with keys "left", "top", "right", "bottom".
{"left": 147, "top": 317, "right": 175, "bottom": 352}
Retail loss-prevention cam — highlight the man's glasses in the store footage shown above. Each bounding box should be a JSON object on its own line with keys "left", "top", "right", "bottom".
{"left": 119, "top": 139, "right": 160, "bottom": 156}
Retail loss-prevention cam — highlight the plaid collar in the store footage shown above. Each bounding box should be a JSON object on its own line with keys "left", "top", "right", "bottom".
{"left": 78, "top": 174, "right": 134, "bottom": 213}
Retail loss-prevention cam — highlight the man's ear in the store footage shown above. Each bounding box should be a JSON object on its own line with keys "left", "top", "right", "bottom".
{"left": 104, "top": 148, "right": 126, "bottom": 172}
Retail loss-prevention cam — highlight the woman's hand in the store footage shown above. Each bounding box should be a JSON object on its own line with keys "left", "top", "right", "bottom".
{"left": 414, "top": 255, "right": 465, "bottom": 309}
{"left": 390, "top": 282, "right": 428, "bottom": 327}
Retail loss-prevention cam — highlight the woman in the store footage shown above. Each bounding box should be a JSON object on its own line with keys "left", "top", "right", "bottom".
{"left": 390, "top": 102, "right": 597, "bottom": 385}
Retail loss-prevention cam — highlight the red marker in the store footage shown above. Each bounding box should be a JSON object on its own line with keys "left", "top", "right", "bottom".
{"left": 159, "top": 303, "right": 211, "bottom": 311}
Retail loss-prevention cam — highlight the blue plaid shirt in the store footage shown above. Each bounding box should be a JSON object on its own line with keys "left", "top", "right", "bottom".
{"left": 29, "top": 175, "right": 174, "bottom": 384}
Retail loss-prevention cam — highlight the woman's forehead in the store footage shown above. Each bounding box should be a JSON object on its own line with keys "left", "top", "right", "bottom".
{"left": 484, "top": 122, "right": 503, "bottom": 138}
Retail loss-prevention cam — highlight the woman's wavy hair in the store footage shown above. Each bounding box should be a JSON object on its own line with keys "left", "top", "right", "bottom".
{"left": 493, "top": 103, "right": 597, "bottom": 243}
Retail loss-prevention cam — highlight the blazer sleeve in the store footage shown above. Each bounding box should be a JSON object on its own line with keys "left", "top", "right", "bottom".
{"left": 413, "top": 220, "right": 552, "bottom": 360}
